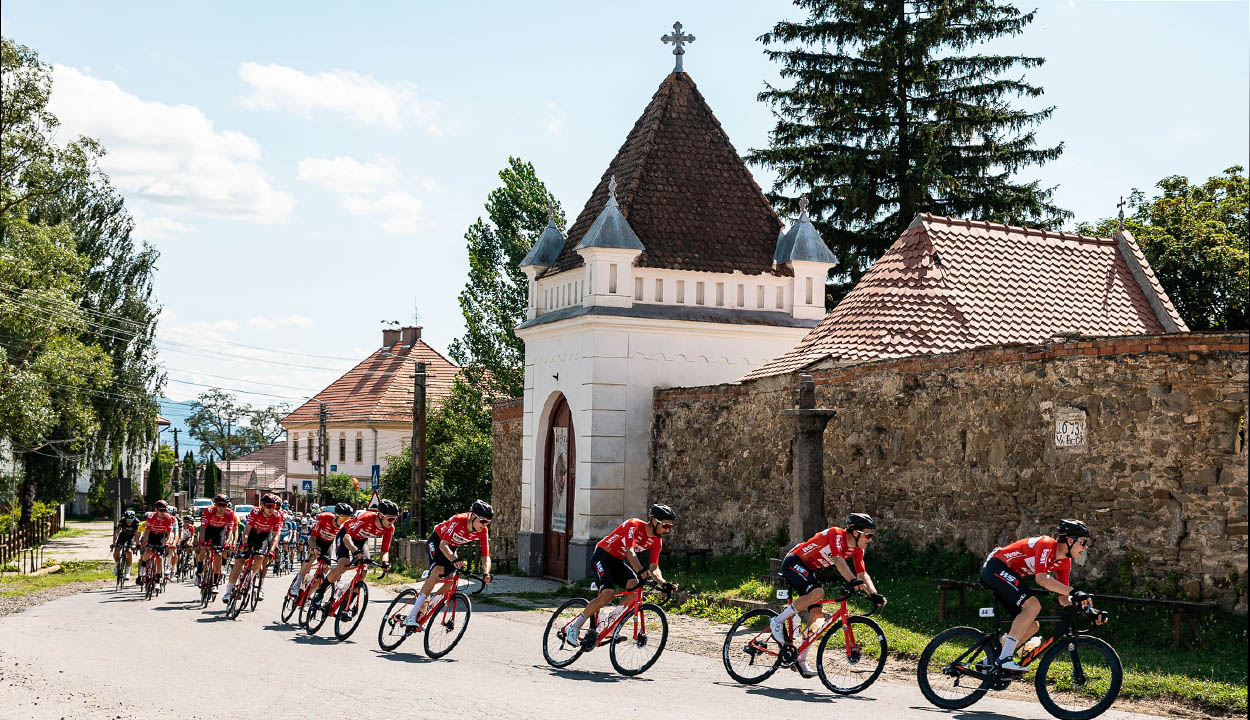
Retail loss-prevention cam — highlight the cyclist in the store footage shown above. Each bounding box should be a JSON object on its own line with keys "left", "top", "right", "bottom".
{"left": 770, "top": 513, "right": 886, "bottom": 678}
{"left": 287, "top": 503, "right": 353, "bottom": 599}
{"left": 195, "top": 494, "right": 236, "bottom": 587}
{"left": 564, "top": 504, "right": 678, "bottom": 650}
{"left": 981, "top": 519, "right": 1098, "bottom": 673}
{"left": 404, "top": 499, "right": 494, "bottom": 628}
{"left": 279, "top": 508, "right": 298, "bottom": 567}
{"left": 222, "top": 493, "right": 285, "bottom": 604}
{"left": 312, "top": 499, "right": 397, "bottom": 616}
{"left": 110, "top": 509, "right": 141, "bottom": 581}
{"left": 137, "top": 500, "right": 175, "bottom": 582}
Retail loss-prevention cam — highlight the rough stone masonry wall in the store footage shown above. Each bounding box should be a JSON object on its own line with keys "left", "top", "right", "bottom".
{"left": 650, "top": 332, "right": 1250, "bottom": 611}
{"left": 490, "top": 399, "right": 524, "bottom": 562}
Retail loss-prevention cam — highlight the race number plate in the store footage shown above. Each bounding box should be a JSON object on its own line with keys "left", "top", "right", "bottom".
{"left": 979, "top": 607, "right": 995, "bottom": 617}
{"left": 776, "top": 589, "right": 789, "bottom": 600}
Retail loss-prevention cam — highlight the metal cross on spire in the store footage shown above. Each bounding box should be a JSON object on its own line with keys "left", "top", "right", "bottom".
{"left": 661, "top": 21, "right": 695, "bottom": 72}
{"left": 608, "top": 174, "right": 618, "bottom": 202}
{"left": 546, "top": 197, "right": 555, "bottom": 226}
{"left": 1116, "top": 195, "right": 1126, "bottom": 232}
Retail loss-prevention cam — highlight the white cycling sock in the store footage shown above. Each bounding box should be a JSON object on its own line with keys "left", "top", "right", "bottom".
{"left": 774, "top": 605, "right": 797, "bottom": 624}
{"left": 225, "top": 581, "right": 235, "bottom": 594}
{"left": 569, "top": 613, "right": 588, "bottom": 632}
{"left": 407, "top": 593, "right": 429, "bottom": 619}
{"left": 998, "top": 634, "right": 1019, "bottom": 661}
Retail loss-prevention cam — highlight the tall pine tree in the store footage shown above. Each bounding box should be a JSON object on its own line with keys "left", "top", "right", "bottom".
{"left": 749, "top": 0, "right": 1069, "bottom": 300}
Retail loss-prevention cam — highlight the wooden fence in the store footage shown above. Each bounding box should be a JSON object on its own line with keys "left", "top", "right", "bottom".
{"left": 0, "top": 512, "right": 63, "bottom": 571}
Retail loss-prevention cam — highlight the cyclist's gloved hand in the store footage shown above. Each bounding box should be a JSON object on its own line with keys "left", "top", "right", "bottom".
{"left": 662, "top": 582, "right": 678, "bottom": 594}
{"left": 1069, "top": 589, "right": 1091, "bottom": 606}
{"left": 869, "top": 593, "right": 886, "bottom": 607}
{"left": 847, "top": 578, "right": 866, "bottom": 589}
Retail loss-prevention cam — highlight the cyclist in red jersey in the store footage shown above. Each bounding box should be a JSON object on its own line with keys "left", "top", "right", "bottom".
{"left": 980, "top": 519, "right": 1099, "bottom": 673}
{"left": 138, "top": 500, "right": 175, "bottom": 580}
{"left": 222, "top": 493, "right": 284, "bottom": 603}
{"left": 565, "top": 504, "right": 678, "bottom": 650}
{"left": 195, "top": 495, "right": 236, "bottom": 586}
{"left": 287, "top": 502, "right": 353, "bottom": 598}
{"left": 770, "top": 513, "right": 885, "bottom": 678}
{"left": 310, "top": 499, "right": 397, "bottom": 615}
{"left": 403, "top": 500, "right": 494, "bottom": 628}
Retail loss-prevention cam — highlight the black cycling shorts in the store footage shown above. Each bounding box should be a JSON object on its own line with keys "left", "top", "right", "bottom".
{"left": 314, "top": 536, "right": 332, "bottom": 557}
{"left": 426, "top": 532, "right": 458, "bottom": 576}
{"left": 241, "top": 529, "right": 271, "bottom": 557}
{"left": 781, "top": 553, "right": 821, "bottom": 596}
{"left": 145, "top": 532, "right": 167, "bottom": 550}
{"left": 980, "top": 557, "right": 1035, "bottom": 616}
{"left": 115, "top": 532, "right": 136, "bottom": 548}
{"left": 334, "top": 537, "right": 361, "bottom": 560}
{"left": 591, "top": 547, "right": 638, "bottom": 591}
{"left": 204, "top": 525, "right": 225, "bottom": 549}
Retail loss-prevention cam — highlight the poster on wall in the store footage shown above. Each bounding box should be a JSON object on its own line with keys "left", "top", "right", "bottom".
{"left": 551, "top": 427, "right": 568, "bottom": 534}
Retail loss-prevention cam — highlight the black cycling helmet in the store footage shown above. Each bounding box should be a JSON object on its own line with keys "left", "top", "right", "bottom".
{"left": 333, "top": 502, "right": 354, "bottom": 517}
{"left": 124, "top": 509, "right": 136, "bottom": 518}
{"left": 847, "top": 513, "right": 876, "bottom": 531}
{"left": 648, "top": 504, "right": 677, "bottom": 522}
{"left": 213, "top": 493, "right": 229, "bottom": 505}
{"left": 470, "top": 499, "right": 494, "bottom": 519}
{"left": 377, "top": 499, "right": 399, "bottom": 517}
{"left": 154, "top": 500, "right": 168, "bottom": 510}
{"left": 1057, "top": 519, "right": 1091, "bottom": 539}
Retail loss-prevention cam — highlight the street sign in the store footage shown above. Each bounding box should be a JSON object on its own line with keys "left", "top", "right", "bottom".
{"left": 330, "top": 464, "right": 337, "bottom": 472}
{"left": 370, "top": 464, "right": 380, "bottom": 490}
{"left": 107, "top": 476, "right": 132, "bottom": 503}
{"left": 368, "top": 489, "right": 380, "bottom": 509}
{"left": 301, "top": 480, "right": 313, "bottom": 492}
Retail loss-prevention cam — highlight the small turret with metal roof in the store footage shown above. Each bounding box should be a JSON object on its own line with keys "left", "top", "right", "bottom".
{"left": 574, "top": 176, "right": 645, "bottom": 252}
{"left": 777, "top": 195, "right": 837, "bottom": 265}
{"left": 520, "top": 200, "right": 567, "bottom": 269}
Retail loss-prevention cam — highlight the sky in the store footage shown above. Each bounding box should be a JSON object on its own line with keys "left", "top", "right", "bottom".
{"left": 2, "top": 1, "right": 1247, "bottom": 454}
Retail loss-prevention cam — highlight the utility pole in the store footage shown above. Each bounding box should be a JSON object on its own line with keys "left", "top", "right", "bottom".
{"left": 172, "top": 427, "right": 181, "bottom": 505}
{"left": 318, "top": 402, "right": 327, "bottom": 502}
{"left": 225, "top": 420, "right": 232, "bottom": 502}
{"left": 411, "top": 362, "right": 427, "bottom": 535}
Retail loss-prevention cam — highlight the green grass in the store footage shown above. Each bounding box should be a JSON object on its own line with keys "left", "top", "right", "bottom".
{"left": 0, "top": 560, "right": 113, "bottom": 597}
{"left": 660, "top": 550, "right": 1247, "bottom": 717}
{"left": 48, "top": 526, "right": 89, "bottom": 540}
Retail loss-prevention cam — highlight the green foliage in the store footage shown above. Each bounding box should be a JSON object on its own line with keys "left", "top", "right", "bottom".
{"left": 319, "top": 471, "right": 368, "bottom": 507}
{"left": 449, "top": 157, "right": 563, "bottom": 400}
{"left": 200, "top": 456, "right": 217, "bottom": 498}
{"left": 180, "top": 451, "right": 197, "bottom": 497}
{"left": 144, "top": 443, "right": 175, "bottom": 504}
{"left": 1077, "top": 167, "right": 1248, "bottom": 331}
{"left": 186, "top": 389, "right": 280, "bottom": 461}
{"left": 0, "top": 499, "right": 56, "bottom": 533}
{"left": 749, "top": 0, "right": 1068, "bottom": 301}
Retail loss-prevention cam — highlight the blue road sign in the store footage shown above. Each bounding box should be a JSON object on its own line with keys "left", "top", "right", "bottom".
{"left": 330, "top": 464, "right": 337, "bottom": 472}
{"left": 301, "top": 480, "right": 313, "bottom": 492}
{"left": 370, "top": 464, "right": 381, "bottom": 490}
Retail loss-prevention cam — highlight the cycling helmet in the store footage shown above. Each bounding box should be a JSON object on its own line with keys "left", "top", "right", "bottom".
{"left": 648, "top": 504, "right": 677, "bottom": 522}
{"left": 124, "top": 509, "right": 136, "bottom": 519}
{"left": 470, "top": 499, "right": 494, "bottom": 520}
{"left": 154, "top": 500, "right": 168, "bottom": 510}
{"left": 213, "top": 493, "right": 229, "bottom": 505}
{"left": 261, "top": 493, "right": 280, "bottom": 506}
{"left": 1057, "top": 519, "right": 1090, "bottom": 539}
{"left": 847, "top": 513, "right": 876, "bottom": 531}
{"left": 334, "top": 502, "right": 354, "bottom": 517}
{"left": 377, "top": 499, "right": 399, "bottom": 517}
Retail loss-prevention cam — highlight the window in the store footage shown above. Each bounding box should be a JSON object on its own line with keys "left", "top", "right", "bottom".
{"left": 292, "top": 439, "right": 299, "bottom": 461}
{"left": 676, "top": 280, "right": 685, "bottom": 303}
{"left": 634, "top": 276, "right": 643, "bottom": 301}
{"left": 696, "top": 281, "right": 705, "bottom": 305}
{"left": 339, "top": 436, "right": 346, "bottom": 462}
{"left": 737, "top": 283, "right": 745, "bottom": 307}
{"left": 776, "top": 286, "right": 785, "bottom": 309}
{"left": 715, "top": 282, "right": 724, "bottom": 306}
{"left": 806, "top": 276, "right": 814, "bottom": 305}
{"left": 307, "top": 435, "right": 314, "bottom": 461}
{"left": 609, "top": 264, "right": 618, "bottom": 294}
{"left": 757, "top": 285, "right": 765, "bottom": 309}
{"left": 655, "top": 278, "right": 664, "bottom": 302}
{"left": 355, "top": 437, "right": 363, "bottom": 463}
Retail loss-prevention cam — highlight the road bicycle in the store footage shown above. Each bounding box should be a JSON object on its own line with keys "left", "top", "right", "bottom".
{"left": 197, "top": 542, "right": 227, "bottom": 608}
{"left": 175, "top": 545, "right": 195, "bottom": 582}
{"left": 917, "top": 599, "right": 1120, "bottom": 720}
{"left": 305, "top": 558, "right": 388, "bottom": 640}
{"left": 224, "top": 550, "right": 268, "bottom": 620}
{"left": 543, "top": 579, "right": 672, "bottom": 677}
{"left": 111, "top": 542, "right": 134, "bottom": 591}
{"left": 377, "top": 568, "right": 482, "bottom": 657}
{"left": 722, "top": 583, "right": 888, "bottom": 694}
{"left": 139, "top": 545, "right": 167, "bottom": 600}
{"left": 281, "top": 553, "right": 331, "bottom": 626}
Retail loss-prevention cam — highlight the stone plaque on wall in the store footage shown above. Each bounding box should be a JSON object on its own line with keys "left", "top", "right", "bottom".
{"left": 1053, "top": 407, "right": 1088, "bottom": 448}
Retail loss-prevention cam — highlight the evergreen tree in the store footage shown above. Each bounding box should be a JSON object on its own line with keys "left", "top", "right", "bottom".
{"left": 144, "top": 443, "right": 174, "bottom": 504}
{"left": 181, "top": 451, "right": 198, "bottom": 497}
{"left": 749, "top": 0, "right": 1069, "bottom": 300}
{"left": 201, "top": 455, "right": 217, "bottom": 498}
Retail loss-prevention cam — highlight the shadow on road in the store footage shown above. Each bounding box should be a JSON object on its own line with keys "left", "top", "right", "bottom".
{"left": 152, "top": 601, "right": 202, "bottom": 611}
{"left": 908, "top": 707, "right": 1040, "bottom": 720}
{"left": 371, "top": 650, "right": 456, "bottom": 665}
{"left": 291, "top": 634, "right": 343, "bottom": 646}
{"left": 535, "top": 665, "right": 654, "bottom": 683}
{"left": 710, "top": 680, "right": 863, "bottom": 703}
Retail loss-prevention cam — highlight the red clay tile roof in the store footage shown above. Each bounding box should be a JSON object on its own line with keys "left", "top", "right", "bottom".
{"left": 282, "top": 340, "right": 459, "bottom": 426}
{"left": 540, "top": 71, "right": 786, "bottom": 278}
{"left": 236, "top": 440, "right": 287, "bottom": 472}
{"left": 745, "top": 214, "right": 1190, "bottom": 379}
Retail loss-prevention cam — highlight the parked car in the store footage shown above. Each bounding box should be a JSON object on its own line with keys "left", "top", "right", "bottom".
{"left": 191, "top": 497, "right": 213, "bottom": 518}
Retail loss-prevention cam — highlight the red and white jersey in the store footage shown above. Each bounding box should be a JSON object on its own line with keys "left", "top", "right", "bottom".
{"left": 596, "top": 518, "right": 662, "bottom": 565}
{"left": 201, "top": 507, "right": 236, "bottom": 529}
{"left": 339, "top": 511, "right": 394, "bottom": 553}
{"left": 145, "top": 512, "right": 175, "bottom": 535}
{"left": 312, "top": 512, "right": 340, "bottom": 542}
{"left": 434, "top": 513, "right": 490, "bottom": 557}
{"left": 246, "top": 507, "right": 285, "bottom": 535}
{"left": 993, "top": 536, "right": 1071, "bottom": 585}
{"left": 791, "top": 527, "right": 866, "bottom": 574}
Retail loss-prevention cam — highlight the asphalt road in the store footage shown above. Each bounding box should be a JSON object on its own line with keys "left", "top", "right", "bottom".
{"left": 0, "top": 579, "right": 1179, "bottom": 720}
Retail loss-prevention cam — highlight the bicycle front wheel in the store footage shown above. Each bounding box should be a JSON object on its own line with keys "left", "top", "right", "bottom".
{"left": 425, "top": 592, "right": 472, "bottom": 658}
{"left": 917, "top": 626, "right": 998, "bottom": 710}
{"left": 1035, "top": 636, "right": 1123, "bottom": 720}
{"left": 722, "top": 608, "right": 783, "bottom": 684}
{"left": 334, "top": 582, "right": 369, "bottom": 640}
{"left": 542, "top": 598, "right": 588, "bottom": 668}
{"left": 609, "top": 602, "right": 669, "bottom": 677}
{"left": 378, "top": 589, "right": 417, "bottom": 651}
{"left": 816, "top": 615, "right": 888, "bottom": 694}
{"left": 305, "top": 587, "right": 332, "bottom": 635}
{"left": 280, "top": 587, "right": 299, "bottom": 624}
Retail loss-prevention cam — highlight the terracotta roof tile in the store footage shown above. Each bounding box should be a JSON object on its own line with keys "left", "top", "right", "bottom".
{"left": 745, "top": 214, "right": 1189, "bottom": 380}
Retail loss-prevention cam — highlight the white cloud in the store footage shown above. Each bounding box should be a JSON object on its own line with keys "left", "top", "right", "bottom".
{"left": 545, "top": 101, "right": 566, "bottom": 136}
{"left": 48, "top": 65, "right": 295, "bottom": 224}
{"left": 296, "top": 156, "right": 403, "bottom": 194}
{"left": 418, "top": 177, "right": 439, "bottom": 193}
{"left": 341, "top": 191, "right": 425, "bottom": 235}
{"left": 238, "top": 62, "right": 440, "bottom": 134}
{"left": 246, "top": 314, "right": 314, "bottom": 330}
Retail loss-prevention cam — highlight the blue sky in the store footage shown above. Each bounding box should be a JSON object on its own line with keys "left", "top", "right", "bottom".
{"left": 3, "top": 0, "right": 1246, "bottom": 450}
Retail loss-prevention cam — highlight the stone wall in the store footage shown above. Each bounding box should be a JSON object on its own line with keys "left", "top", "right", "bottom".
{"left": 490, "top": 399, "right": 524, "bottom": 561}
{"left": 650, "top": 332, "right": 1250, "bottom": 611}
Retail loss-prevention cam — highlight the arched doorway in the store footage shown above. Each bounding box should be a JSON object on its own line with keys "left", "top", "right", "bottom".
{"left": 543, "top": 395, "right": 575, "bottom": 579}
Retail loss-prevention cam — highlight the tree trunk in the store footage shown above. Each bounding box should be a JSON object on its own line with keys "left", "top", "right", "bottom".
{"left": 18, "top": 461, "right": 35, "bottom": 524}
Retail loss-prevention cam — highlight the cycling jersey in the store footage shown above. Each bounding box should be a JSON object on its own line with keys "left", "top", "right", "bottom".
{"left": 115, "top": 517, "right": 141, "bottom": 537}
{"left": 596, "top": 518, "right": 661, "bottom": 565}
{"left": 991, "top": 536, "right": 1071, "bottom": 585}
{"left": 145, "top": 512, "right": 175, "bottom": 535}
{"left": 790, "top": 527, "right": 865, "bottom": 574}
{"left": 312, "top": 512, "right": 340, "bottom": 542}
{"left": 280, "top": 517, "right": 297, "bottom": 540}
{"left": 245, "top": 507, "right": 285, "bottom": 535}
{"left": 201, "top": 507, "right": 236, "bottom": 529}
{"left": 433, "top": 513, "right": 490, "bottom": 557}
{"left": 337, "top": 511, "right": 394, "bottom": 553}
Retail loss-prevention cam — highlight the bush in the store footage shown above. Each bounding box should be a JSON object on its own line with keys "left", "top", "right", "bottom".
{"left": 0, "top": 500, "right": 57, "bottom": 534}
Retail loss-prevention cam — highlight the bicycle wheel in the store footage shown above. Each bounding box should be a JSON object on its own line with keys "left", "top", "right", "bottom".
{"left": 114, "top": 558, "right": 125, "bottom": 591}
{"left": 248, "top": 576, "right": 262, "bottom": 611}
{"left": 1035, "top": 636, "right": 1123, "bottom": 720}
{"left": 200, "top": 576, "right": 213, "bottom": 609}
{"left": 542, "top": 598, "right": 588, "bottom": 668}
{"left": 917, "top": 626, "right": 998, "bottom": 710}
{"left": 816, "top": 615, "right": 888, "bottom": 694}
{"left": 280, "top": 586, "right": 300, "bottom": 623}
{"left": 225, "top": 579, "right": 247, "bottom": 620}
{"left": 722, "top": 608, "right": 783, "bottom": 684}
{"left": 333, "top": 582, "right": 370, "bottom": 640}
{"left": 378, "top": 589, "right": 418, "bottom": 651}
{"left": 305, "top": 586, "right": 332, "bottom": 635}
{"left": 610, "top": 602, "right": 669, "bottom": 676}
{"left": 424, "top": 592, "right": 472, "bottom": 658}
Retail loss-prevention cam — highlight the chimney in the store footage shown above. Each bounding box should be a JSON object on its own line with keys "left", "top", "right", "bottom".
{"left": 382, "top": 328, "right": 401, "bottom": 347}
{"left": 400, "top": 326, "right": 422, "bottom": 347}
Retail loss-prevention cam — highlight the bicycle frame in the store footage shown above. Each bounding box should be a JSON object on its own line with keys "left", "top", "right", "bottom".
{"left": 293, "top": 556, "right": 331, "bottom": 607}
{"left": 947, "top": 607, "right": 1089, "bottom": 683}
{"left": 326, "top": 561, "right": 371, "bottom": 616}
{"left": 557, "top": 583, "right": 651, "bottom": 647}
{"left": 413, "top": 570, "right": 464, "bottom": 627}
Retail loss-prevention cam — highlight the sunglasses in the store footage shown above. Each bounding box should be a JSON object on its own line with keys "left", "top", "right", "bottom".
{"left": 156, "top": 507, "right": 168, "bottom": 512}
{"left": 1078, "top": 538, "right": 1092, "bottom": 548}
{"left": 380, "top": 515, "right": 398, "bottom": 522}
{"left": 658, "top": 522, "right": 674, "bottom": 529}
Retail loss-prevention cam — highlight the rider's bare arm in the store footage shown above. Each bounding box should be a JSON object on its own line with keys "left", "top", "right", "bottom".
{"left": 858, "top": 571, "right": 879, "bottom": 595}
{"left": 647, "top": 562, "right": 667, "bottom": 585}
{"left": 833, "top": 556, "right": 855, "bottom": 583}
{"left": 481, "top": 555, "right": 491, "bottom": 581}
{"left": 1036, "top": 572, "right": 1072, "bottom": 601}
{"left": 624, "top": 548, "right": 644, "bottom": 574}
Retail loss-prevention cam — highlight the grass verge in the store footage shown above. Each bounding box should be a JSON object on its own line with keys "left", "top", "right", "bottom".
{"left": 0, "top": 560, "right": 113, "bottom": 597}
{"left": 48, "top": 526, "right": 90, "bottom": 540}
